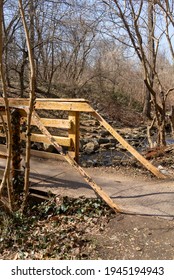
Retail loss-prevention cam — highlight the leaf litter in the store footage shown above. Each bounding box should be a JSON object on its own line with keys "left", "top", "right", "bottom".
{"left": 0, "top": 196, "right": 115, "bottom": 260}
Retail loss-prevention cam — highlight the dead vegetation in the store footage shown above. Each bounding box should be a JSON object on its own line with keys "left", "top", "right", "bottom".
{"left": 0, "top": 196, "right": 114, "bottom": 260}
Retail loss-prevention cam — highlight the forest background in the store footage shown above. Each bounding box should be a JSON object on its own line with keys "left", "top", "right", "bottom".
{"left": 2, "top": 0, "right": 174, "bottom": 132}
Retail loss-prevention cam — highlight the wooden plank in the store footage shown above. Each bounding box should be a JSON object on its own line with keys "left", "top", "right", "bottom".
{"left": 31, "top": 98, "right": 88, "bottom": 102}
{"left": 1, "top": 115, "right": 72, "bottom": 129}
{"left": 0, "top": 151, "right": 7, "bottom": 158}
{"left": 0, "top": 144, "right": 6, "bottom": 151}
{"left": 0, "top": 132, "right": 6, "bottom": 138}
{"left": 91, "top": 111, "right": 166, "bottom": 179}
{"left": 0, "top": 144, "right": 63, "bottom": 161}
{"left": 33, "top": 118, "right": 71, "bottom": 129}
{"left": 0, "top": 98, "right": 94, "bottom": 112}
{"left": 21, "top": 117, "right": 72, "bottom": 129}
{"left": 0, "top": 145, "right": 7, "bottom": 159}
{"left": 0, "top": 98, "right": 88, "bottom": 103}
{"left": 30, "top": 109, "right": 121, "bottom": 213}
{"left": 34, "top": 101, "right": 93, "bottom": 112}
{"left": 20, "top": 133, "right": 71, "bottom": 147}
{"left": 68, "top": 111, "right": 80, "bottom": 162}
{"left": 30, "top": 149, "right": 63, "bottom": 160}
{"left": 0, "top": 131, "right": 71, "bottom": 147}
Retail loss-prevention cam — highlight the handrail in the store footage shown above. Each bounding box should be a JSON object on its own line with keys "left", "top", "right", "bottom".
{"left": 0, "top": 98, "right": 166, "bottom": 179}
{"left": 0, "top": 98, "right": 167, "bottom": 212}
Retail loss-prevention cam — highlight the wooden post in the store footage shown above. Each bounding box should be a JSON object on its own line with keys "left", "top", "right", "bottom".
{"left": 68, "top": 111, "right": 80, "bottom": 162}
{"left": 11, "top": 109, "right": 23, "bottom": 194}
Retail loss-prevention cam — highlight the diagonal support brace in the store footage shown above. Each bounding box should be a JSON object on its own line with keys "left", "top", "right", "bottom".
{"left": 29, "top": 109, "right": 121, "bottom": 213}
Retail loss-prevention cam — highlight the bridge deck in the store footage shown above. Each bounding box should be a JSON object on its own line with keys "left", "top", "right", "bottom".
{"left": 1, "top": 156, "right": 174, "bottom": 218}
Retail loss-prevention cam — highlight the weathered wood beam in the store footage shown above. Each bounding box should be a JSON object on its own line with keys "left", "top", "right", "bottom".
{"left": 0, "top": 151, "right": 7, "bottom": 158}
{"left": 30, "top": 149, "right": 63, "bottom": 160}
{"left": 0, "top": 131, "right": 71, "bottom": 147}
{"left": 20, "top": 133, "right": 71, "bottom": 147}
{"left": 0, "top": 144, "right": 63, "bottom": 160}
{"left": 0, "top": 144, "right": 6, "bottom": 152}
{"left": 1, "top": 114, "right": 72, "bottom": 129}
{"left": 0, "top": 98, "right": 94, "bottom": 112}
{"left": 30, "top": 109, "right": 121, "bottom": 213}
{"left": 30, "top": 118, "right": 71, "bottom": 129}
{"left": 91, "top": 111, "right": 166, "bottom": 179}
{"left": 0, "top": 98, "right": 88, "bottom": 103}
{"left": 68, "top": 111, "right": 80, "bottom": 162}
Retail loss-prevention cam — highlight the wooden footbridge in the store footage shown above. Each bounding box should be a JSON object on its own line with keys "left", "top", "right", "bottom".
{"left": 0, "top": 98, "right": 166, "bottom": 213}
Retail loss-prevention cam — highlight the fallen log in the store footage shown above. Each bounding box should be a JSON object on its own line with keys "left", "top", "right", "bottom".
{"left": 142, "top": 145, "right": 174, "bottom": 160}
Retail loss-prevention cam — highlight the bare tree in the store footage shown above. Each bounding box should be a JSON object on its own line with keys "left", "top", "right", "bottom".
{"left": 2, "top": 3, "right": 19, "bottom": 88}
{"left": 101, "top": 0, "right": 174, "bottom": 147}
{"left": 156, "top": 1, "right": 174, "bottom": 63}
{"left": 143, "top": 0, "right": 155, "bottom": 119}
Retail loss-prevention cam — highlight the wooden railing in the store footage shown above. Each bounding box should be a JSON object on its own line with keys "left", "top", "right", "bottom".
{"left": 0, "top": 98, "right": 94, "bottom": 162}
{"left": 0, "top": 98, "right": 168, "bottom": 213}
{"left": 0, "top": 98, "right": 165, "bottom": 179}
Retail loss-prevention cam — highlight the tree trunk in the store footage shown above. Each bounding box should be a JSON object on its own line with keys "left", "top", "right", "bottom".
{"left": 143, "top": 0, "right": 154, "bottom": 120}
{"left": 18, "top": 0, "right": 36, "bottom": 207}
{"left": 143, "top": 85, "right": 152, "bottom": 119}
{"left": 0, "top": 0, "right": 13, "bottom": 211}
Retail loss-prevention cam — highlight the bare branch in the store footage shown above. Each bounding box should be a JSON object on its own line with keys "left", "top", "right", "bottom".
{"left": 18, "top": 0, "right": 36, "bottom": 205}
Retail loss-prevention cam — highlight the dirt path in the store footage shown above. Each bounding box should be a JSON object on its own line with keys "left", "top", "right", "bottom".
{"left": 91, "top": 214, "right": 174, "bottom": 259}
